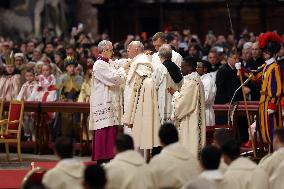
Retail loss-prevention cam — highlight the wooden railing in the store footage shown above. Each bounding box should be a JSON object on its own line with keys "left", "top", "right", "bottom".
{"left": 3, "top": 101, "right": 90, "bottom": 155}
{"left": 2, "top": 101, "right": 260, "bottom": 155}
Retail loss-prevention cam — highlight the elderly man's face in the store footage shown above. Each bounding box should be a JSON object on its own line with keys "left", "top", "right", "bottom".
{"left": 127, "top": 45, "right": 139, "bottom": 59}
{"left": 242, "top": 49, "right": 252, "bottom": 62}
{"left": 153, "top": 38, "right": 166, "bottom": 52}
{"left": 102, "top": 44, "right": 113, "bottom": 59}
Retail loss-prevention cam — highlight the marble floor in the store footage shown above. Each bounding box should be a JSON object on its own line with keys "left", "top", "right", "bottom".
{"left": 0, "top": 153, "right": 91, "bottom": 169}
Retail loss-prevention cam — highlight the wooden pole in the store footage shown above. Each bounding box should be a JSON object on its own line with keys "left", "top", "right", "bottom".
{"left": 239, "top": 71, "right": 257, "bottom": 157}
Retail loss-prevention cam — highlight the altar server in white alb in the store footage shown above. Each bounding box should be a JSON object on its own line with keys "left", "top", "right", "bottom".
{"left": 196, "top": 60, "right": 217, "bottom": 126}
{"left": 89, "top": 40, "right": 129, "bottom": 163}
{"left": 151, "top": 32, "right": 183, "bottom": 70}
{"left": 169, "top": 57, "right": 206, "bottom": 157}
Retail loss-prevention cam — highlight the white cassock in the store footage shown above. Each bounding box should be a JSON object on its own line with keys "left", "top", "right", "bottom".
{"left": 152, "top": 63, "right": 182, "bottom": 124}
{"left": 200, "top": 72, "right": 217, "bottom": 126}
{"left": 182, "top": 170, "right": 234, "bottom": 189}
{"left": 224, "top": 157, "right": 269, "bottom": 189}
{"left": 42, "top": 159, "right": 84, "bottom": 189}
{"left": 152, "top": 50, "right": 182, "bottom": 70}
{"left": 123, "top": 54, "right": 160, "bottom": 149}
{"left": 149, "top": 142, "right": 201, "bottom": 189}
{"left": 171, "top": 72, "right": 206, "bottom": 157}
{"left": 104, "top": 150, "right": 155, "bottom": 189}
{"left": 258, "top": 148, "right": 284, "bottom": 178}
{"left": 270, "top": 159, "right": 284, "bottom": 189}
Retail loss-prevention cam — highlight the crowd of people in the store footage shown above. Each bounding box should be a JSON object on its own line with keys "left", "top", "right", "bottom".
{"left": 25, "top": 125, "right": 284, "bottom": 189}
{"left": 1, "top": 25, "right": 284, "bottom": 188}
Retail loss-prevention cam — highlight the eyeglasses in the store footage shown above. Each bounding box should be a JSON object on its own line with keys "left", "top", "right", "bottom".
{"left": 104, "top": 48, "right": 113, "bottom": 52}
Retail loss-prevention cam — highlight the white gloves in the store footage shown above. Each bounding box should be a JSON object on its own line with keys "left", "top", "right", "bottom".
{"left": 268, "top": 109, "right": 275, "bottom": 115}
{"left": 235, "top": 62, "right": 242, "bottom": 70}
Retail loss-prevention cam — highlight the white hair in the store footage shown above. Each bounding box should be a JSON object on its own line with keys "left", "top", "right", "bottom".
{"left": 129, "top": 41, "right": 144, "bottom": 53}
{"left": 98, "top": 40, "right": 112, "bottom": 53}
{"left": 243, "top": 42, "right": 253, "bottom": 50}
{"left": 158, "top": 44, "right": 172, "bottom": 60}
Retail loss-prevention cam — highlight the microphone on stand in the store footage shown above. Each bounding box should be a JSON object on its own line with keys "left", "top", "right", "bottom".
{"left": 227, "top": 74, "right": 253, "bottom": 125}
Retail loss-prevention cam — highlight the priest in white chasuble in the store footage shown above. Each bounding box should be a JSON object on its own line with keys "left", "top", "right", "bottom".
{"left": 89, "top": 40, "right": 128, "bottom": 163}
{"left": 123, "top": 41, "right": 160, "bottom": 150}
{"left": 169, "top": 57, "right": 206, "bottom": 158}
{"left": 152, "top": 44, "right": 183, "bottom": 124}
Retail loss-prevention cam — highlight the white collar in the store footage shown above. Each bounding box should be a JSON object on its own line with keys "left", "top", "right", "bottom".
{"left": 200, "top": 170, "right": 224, "bottom": 181}
{"left": 265, "top": 57, "right": 275, "bottom": 65}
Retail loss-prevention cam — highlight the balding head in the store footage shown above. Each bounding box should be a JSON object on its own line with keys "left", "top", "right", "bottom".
{"left": 158, "top": 44, "right": 172, "bottom": 61}
{"left": 127, "top": 41, "right": 144, "bottom": 59}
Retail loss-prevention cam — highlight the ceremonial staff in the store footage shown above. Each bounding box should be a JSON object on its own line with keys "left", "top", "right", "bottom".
{"left": 225, "top": 0, "right": 257, "bottom": 157}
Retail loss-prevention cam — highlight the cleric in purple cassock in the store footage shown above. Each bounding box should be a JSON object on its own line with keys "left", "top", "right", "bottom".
{"left": 89, "top": 40, "right": 127, "bottom": 163}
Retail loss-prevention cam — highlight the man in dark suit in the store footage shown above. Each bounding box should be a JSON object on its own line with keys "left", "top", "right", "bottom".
{"left": 215, "top": 51, "right": 242, "bottom": 105}
{"left": 215, "top": 51, "right": 248, "bottom": 143}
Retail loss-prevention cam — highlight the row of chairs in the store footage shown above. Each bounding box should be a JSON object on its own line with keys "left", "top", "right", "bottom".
{"left": 0, "top": 100, "right": 24, "bottom": 161}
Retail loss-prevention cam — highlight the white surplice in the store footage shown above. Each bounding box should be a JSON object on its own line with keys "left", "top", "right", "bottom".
{"left": 89, "top": 59, "right": 126, "bottom": 131}
{"left": 200, "top": 72, "right": 217, "bottom": 126}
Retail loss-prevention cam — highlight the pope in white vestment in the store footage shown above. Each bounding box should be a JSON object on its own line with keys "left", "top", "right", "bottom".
{"left": 171, "top": 72, "right": 206, "bottom": 157}
{"left": 123, "top": 53, "right": 160, "bottom": 149}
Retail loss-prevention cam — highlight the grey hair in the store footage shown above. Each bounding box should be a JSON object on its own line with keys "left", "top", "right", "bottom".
{"left": 158, "top": 44, "right": 172, "bottom": 60}
{"left": 243, "top": 42, "right": 253, "bottom": 50}
{"left": 129, "top": 41, "right": 144, "bottom": 53}
{"left": 98, "top": 40, "right": 112, "bottom": 53}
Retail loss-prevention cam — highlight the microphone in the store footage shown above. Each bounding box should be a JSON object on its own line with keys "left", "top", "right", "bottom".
{"left": 227, "top": 74, "right": 253, "bottom": 125}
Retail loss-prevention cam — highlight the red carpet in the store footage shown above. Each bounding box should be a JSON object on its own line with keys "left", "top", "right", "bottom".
{"left": 0, "top": 161, "right": 96, "bottom": 189}
{"left": 0, "top": 169, "right": 29, "bottom": 189}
